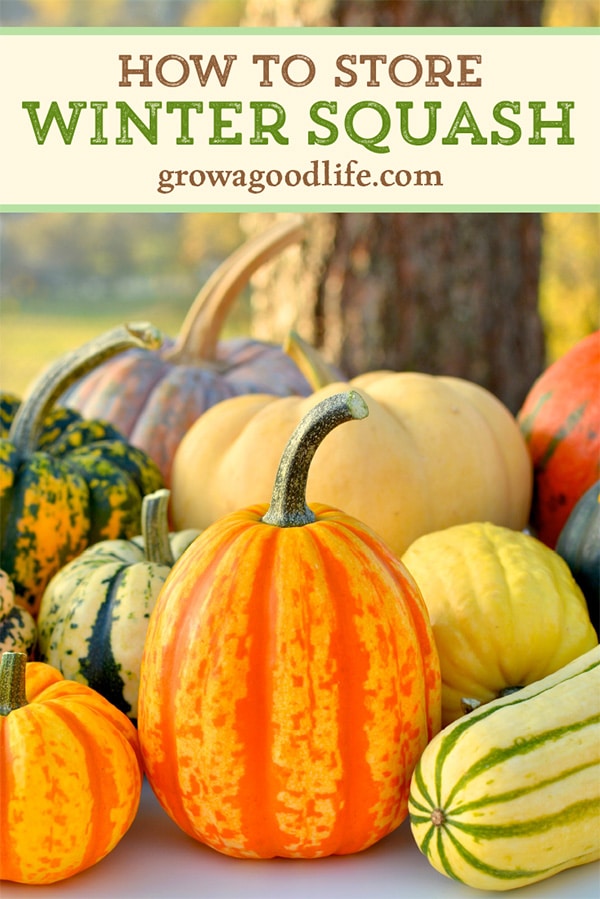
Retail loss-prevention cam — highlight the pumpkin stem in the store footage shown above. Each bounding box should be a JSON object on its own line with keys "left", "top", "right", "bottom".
{"left": 431, "top": 808, "right": 446, "bottom": 827}
{"left": 165, "top": 215, "right": 305, "bottom": 364}
{"left": 0, "top": 652, "right": 28, "bottom": 715}
{"left": 499, "top": 685, "right": 524, "bottom": 697}
{"left": 283, "top": 330, "right": 341, "bottom": 392}
{"left": 142, "top": 489, "right": 175, "bottom": 567}
{"left": 262, "top": 390, "right": 369, "bottom": 528}
{"left": 8, "top": 322, "right": 162, "bottom": 459}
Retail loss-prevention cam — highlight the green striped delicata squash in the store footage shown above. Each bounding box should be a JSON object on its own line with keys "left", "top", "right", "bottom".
{"left": 0, "top": 324, "right": 164, "bottom": 616}
{"left": 408, "top": 645, "right": 600, "bottom": 892}
{"left": 37, "top": 489, "right": 200, "bottom": 721}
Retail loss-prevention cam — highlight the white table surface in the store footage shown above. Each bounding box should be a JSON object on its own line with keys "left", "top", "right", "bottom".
{"left": 2, "top": 778, "right": 599, "bottom": 898}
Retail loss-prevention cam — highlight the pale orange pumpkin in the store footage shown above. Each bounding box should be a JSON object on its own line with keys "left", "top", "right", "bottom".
{"left": 171, "top": 337, "right": 532, "bottom": 558}
{"left": 138, "top": 391, "right": 441, "bottom": 859}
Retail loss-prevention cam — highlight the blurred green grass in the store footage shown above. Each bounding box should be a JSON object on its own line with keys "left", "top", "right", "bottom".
{"left": 0, "top": 298, "right": 248, "bottom": 398}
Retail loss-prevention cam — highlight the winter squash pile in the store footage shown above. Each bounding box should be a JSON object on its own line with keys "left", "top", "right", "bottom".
{"left": 1, "top": 248, "right": 599, "bottom": 890}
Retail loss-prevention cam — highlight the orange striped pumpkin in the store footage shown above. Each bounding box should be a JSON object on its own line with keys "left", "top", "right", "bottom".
{"left": 138, "top": 390, "right": 441, "bottom": 859}
{"left": 0, "top": 652, "right": 143, "bottom": 885}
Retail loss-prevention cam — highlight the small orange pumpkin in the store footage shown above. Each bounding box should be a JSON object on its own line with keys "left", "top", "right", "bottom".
{"left": 0, "top": 652, "right": 142, "bottom": 885}
{"left": 138, "top": 390, "right": 441, "bottom": 859}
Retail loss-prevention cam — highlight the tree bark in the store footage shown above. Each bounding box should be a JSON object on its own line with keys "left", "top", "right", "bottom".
{"left": 241, "top": 0, "right": 545, "bottom": 413}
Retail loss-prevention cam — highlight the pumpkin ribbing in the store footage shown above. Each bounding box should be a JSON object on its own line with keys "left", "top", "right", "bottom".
{"left": 59, "top": 218, "right": 323, "bottom": 485}
{"left": 138, "top": 390, "right": 441, "bottom": 859}
{"left": 556, "top": 480, "right": 600, "bottom": 636}
{"left": 171, "top": 371, "right": 532, "bottom": 559}
{"left": 0, "top": 652, "right": 142, "bottom": 885}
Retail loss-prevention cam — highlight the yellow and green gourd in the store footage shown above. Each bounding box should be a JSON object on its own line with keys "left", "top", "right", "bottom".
{"left": 408, "top": 645, "right": 600, "bottom": 891}
{"left": 37, "top": 489, "right": 200, "bottom": 720}
{"left": 0, "top": 323, "right": 164, "bottom": 616}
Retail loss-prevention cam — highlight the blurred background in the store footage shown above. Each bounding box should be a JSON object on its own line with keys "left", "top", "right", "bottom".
{"left": 1, "top": 0, "right": 598, "bottom": 413}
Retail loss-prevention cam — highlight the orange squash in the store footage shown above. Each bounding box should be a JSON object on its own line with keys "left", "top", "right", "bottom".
{"left": 0, "top": 652, "right": 142, "bottom": 885}
{"left": 518, "top": 330, "right": 600, "bottom": 547}
{"left": 138, "top": 390, "right": 441, "bottom": 859}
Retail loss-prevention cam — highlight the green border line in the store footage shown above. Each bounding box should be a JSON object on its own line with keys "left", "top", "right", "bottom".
{"left": 0, "top": 27, "right": 599, "bottom": 35}
{"left": 2, "top": 206, "right": 598, "bottom": 213}
{"left": 1, "top": 27, "right": 596, "bottom": 213}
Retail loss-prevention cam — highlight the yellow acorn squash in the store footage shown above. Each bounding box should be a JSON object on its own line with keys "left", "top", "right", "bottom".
{"left": 401, "top": 521, "right": 598, "bottom": 726}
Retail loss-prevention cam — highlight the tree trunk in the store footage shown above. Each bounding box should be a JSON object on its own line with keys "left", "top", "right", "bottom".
{"left": 241, "top": 1, "right": 545, "bottom": 413}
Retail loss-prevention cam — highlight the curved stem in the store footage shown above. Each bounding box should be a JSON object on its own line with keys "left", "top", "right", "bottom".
{"left": 0, "top": 652, "right": 28, "bottom": 716}
{"left": 262, "top": 390, "right": 369, "bottom": 529}
{"left": 165, "top": 215, "right": 305, "bottom": 364}
{"left": 461, "top": 684, "right": 525, "bottom": 715}
{"left": 142, "top": 489, "right": 175, "bottom": 566}
{"left": 8, "top": 322, "right": 162, "bottom": 459}
{"left": 283, "top": 330, "right": 342, "bottom": 391}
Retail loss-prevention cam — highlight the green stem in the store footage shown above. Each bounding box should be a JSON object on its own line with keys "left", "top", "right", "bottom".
{"left": 142, "top": 489, "right": 175, "bottom": 566}
{"left": 262, "top": 390, "right": 369, "bottom": 529}
{"left": 283, "top": 330, "right": 342, "bottom": 392}
{"left": 8, "top": 322, "right": 162, "bottom": 459}
{"left": 0, "top": 652, "right": 28, "bottom": 716}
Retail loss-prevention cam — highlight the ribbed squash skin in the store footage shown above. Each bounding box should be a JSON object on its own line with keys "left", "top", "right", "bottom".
{"left": 518, "top": 330, "right": 600, "bottom": 548}
{"left": 138, "top": 503, "right": 442, "bottom": 859}
{"left": 401, "top": 521, "right": 598, "bottom": 726}
{"left": 62, "top": 337, "right": 314, "bottom": 486}
{"left": 59, "top": 218, "right": 320, "bottom": 487}
{"left": 409, "top": 645, "right": 600, "bottom": 892}
{"left": 0, "top": 396, "right": 163, "bottom": 615}
{"left": 171, "top": 375, "right": 532, "bottom": 559}
{"left": 37, "top": 525, "right": 200, "bottom": 720}
{"left": 0, "top": 658, "right": 143, "bottom": 885}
